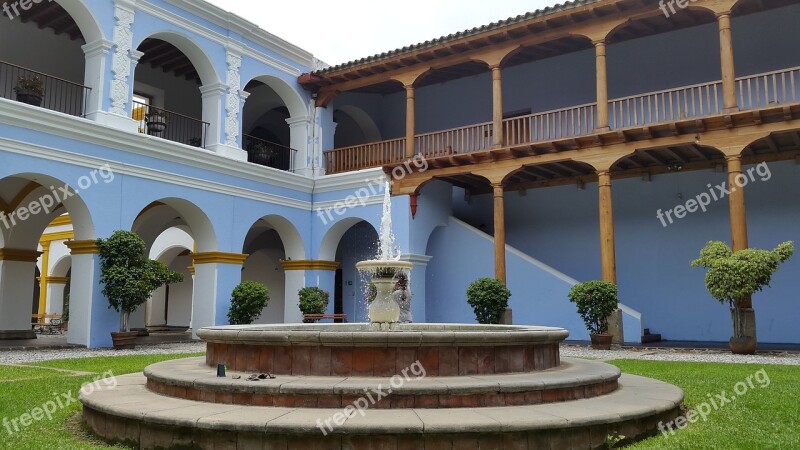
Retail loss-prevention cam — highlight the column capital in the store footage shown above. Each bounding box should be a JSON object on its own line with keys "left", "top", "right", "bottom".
{"left": 715, "top": 11, "right": 732, "bottom": 20}
{"left": 193, "top": 252, "right": 249, "bottom": 265}
{"left": 280, "top": 260, "right": 341, "bottom": 271}
{"left": 0, "top": 248, "right": 42, "bottom": 262}
{"left": 492, "top": 183, "right": 505, "bottom": 196}
{"left": 592, "top": 39, "right": 606, "bottom": 48}
{"left": 65, "top": 240, "right": 100, "bottom": 255}
{"left": 399, "top": 254, "right": 433, "bottom": 266}
{"left": 597, "top": 170, "right": 613, "bottom": 184}
{"left": 199, "top": 83, "right": 229, "bottom": 97}
{"left": 46, "top": 276, "right": 70, "bottom": 285}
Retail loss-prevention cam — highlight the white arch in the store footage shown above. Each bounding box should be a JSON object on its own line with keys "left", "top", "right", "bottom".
{"left": 318, "top": 218, "right": 378, "bottom": 261}
{"left": 135, "top": 31, "right": 221, "bottom": 86}
{"left": 245, "top": 75, "right": 307, "bottom": 119}
{"left": 336, "top": 105, "right": 382, "bottom": 142}
{"left": 132, "top": 198, "right": 217, "bottom": 253}
{"left": 50, "top": 254, "right": 72, "bottom": 278}
{"left": 150, "top": 226, "right": 194, "bottom": 261}
{"left": 245, "top": 215, "right": 305, "bottom": 261}
{"left": 55, "top": 0, "right": 104, "bottom": 43}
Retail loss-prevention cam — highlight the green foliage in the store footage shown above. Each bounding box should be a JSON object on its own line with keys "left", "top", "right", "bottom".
{"left": 298, "top": 287, "right": 330, "bottom": 322}
{"left": 568, "top": 280, "right": 619, "bottom": 334}
{"left": 14, "top": 76, "right": 44, "bottom": 94}
{"left": 691, "top": 241, "right": 794, "bottom": 306}
{"left": 466, "top": 278, "right": 511, "bottom": 324}
{"left": 365, "top": 282, "right": 377, "bottom": 303}
{"left": 97, "top": 231, "right": 183, "bottom": 332}
{"left": 227, "top": 281, "right": 270, "bottom": 325}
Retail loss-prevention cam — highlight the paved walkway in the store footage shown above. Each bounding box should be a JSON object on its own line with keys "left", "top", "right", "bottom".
{"left": 0, "top": 330, "right": 196, "bottom": 351}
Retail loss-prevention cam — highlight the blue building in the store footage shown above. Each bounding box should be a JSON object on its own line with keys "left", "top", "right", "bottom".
{"left": 1, "top": 0, "right": 798, "bottom": 348}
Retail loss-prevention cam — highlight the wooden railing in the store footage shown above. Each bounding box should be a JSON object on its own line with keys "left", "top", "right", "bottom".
{"left": 415, "top": 121, "right": 493, "bottom": 158}
{"left": 324, "top": 137, "right": 405, "bottom": 173}
{"left": 610, "top": 80, "right": 722, "bottom": 129}
{"left": 503, "top": 103, "right": 597, "bottom": 147}
{"left": 323, "top": 66, "right": 800, "bottom": 174}
{"left": 737, "top": 66, "right": 800, "bottom": 110}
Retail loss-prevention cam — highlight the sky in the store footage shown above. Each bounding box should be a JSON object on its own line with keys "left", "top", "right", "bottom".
{"left": 205, "top": 0, "right": 556, "bottom": 66}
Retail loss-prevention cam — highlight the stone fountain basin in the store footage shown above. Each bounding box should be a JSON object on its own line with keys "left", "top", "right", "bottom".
{"left": 199, "top": 324, "right": 569, "bottom": 376}
{"left": 355, "top": 260, "right": 414, "bottom": 271}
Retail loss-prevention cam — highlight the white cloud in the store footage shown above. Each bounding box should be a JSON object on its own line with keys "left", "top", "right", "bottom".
{"left": 205, "top": 0, "right": 556, "bottom": 66}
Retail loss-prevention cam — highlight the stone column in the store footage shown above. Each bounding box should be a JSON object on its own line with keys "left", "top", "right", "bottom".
{"left": 81, "top": 39, "right": 113, "bottom": 122}
{"left": 594, "top": 40, "right": 610, "bottom": 130}
{"left": 399, "top": 254, "right": 432, "bottom": 323}
{"left": 202, "top": 83, "right": 248, "bottom": 161}
{"left": 492, "top": 183, "right": 507, "bottom": 284}
{"left": 0, "top": 249, "right": 41, "bottom": 339}
{"left": 405, "top": 85, "right": 416, "bottom": 158}
{"left": 491, "top": 65, "right": 504, "bottom": 148}
{"left": 281, "top": 260, "right": 340, "bottom": 320}
{"left": 287, "top": 116, "right": 312, "bottom": 176}
{"left": 191, "top": 252, "right": 248, "bottom": 338}
{"left": 37, "top": 240, "right": 51, "bottom": 316}
{"left": 45, "top": 277, "right": 69, "bottom": 316}
{"left": 65, "top": 240, "right": 117, "bottom": 348}
{"left": 718, "top": 12, "right": 738, "bottom": 111}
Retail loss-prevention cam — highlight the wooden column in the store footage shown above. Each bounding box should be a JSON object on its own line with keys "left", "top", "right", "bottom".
{"left": 405, "top": 85, "right": 416, "bottom": 158}
{"left": 492, "top": 183, "right": 507, "bottom": 284}
{"left": 491, "top": 65, "right": 504, "bottom": 148}
{"left": 594, "top": 40, "right": 610, "bottom": 130}
{"left": 717, "top": 12, "right": 738, "bottom": 111}
{"left": 597, "top": 171, "right": 616, "bottom": 283}
{"left": 727, "top": 155, "right": 748, "bottom": 252}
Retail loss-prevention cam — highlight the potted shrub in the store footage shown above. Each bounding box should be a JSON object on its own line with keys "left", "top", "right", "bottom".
{"left": 228, "top": 281, "right": 270, "bottom": 325}
{"left": 14, "top": 76, "right": 44, "bottom": 107}
{"left": 146, "top": 111, "right": 167, "bottom": 134}
{"left": 691, "top": 241, "right": 793, "bottom": 355}
{"left": 188, "top": 137, "right": 203, "bottom": 147}
{"left": 568, "top": 280, "right": 619, "bottom": 350}
{"left": 466, "top": 278, "right": 511, "bottom": 325}
{"left": 97, "top": 231, "right": 183, "bottom": 349}
{"left": 250, "top": 140, "right": 276, "bottom": 166}
{"left": 298, "top": 287, "right": 329, "bottom": 323}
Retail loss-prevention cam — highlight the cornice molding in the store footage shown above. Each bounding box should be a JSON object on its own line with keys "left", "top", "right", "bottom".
{"left": 193, "top": 252, "right": 249, "bottom": 265}
{"left": 65, "top": 240, "right": 100, "bottom": 255}
{"left": 280, "top": 260, "right": 341, "bottom": 271}
{"left": 46, "top": 276, "right": 70, "bottom": 284}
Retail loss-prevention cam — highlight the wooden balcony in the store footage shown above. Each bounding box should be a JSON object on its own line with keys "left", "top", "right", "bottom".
{"left": 324, "top": 66, "right": 800, "bottom": 174}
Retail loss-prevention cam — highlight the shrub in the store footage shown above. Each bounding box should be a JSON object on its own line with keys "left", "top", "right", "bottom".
{"left": 97, "top": 231, "right": 183, "bottom": 332}
{"left": 466, "top": 278, "right": 511, "bottom": 324}
{"left": 567, "top": 281, "right": 618, "bottom": 335}
{"left": 299, "top": 287, "right": 330, "bottom": 322}
{"left": 228, "top": 281, "right": 270, "bottom": 325}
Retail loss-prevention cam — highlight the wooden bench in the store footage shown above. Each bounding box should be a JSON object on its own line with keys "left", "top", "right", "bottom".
{"left": 31, "top": 314, "right": 64, "bottom": 334}
{"left": 302, "top": 314, "right": 348, "bottom": 323}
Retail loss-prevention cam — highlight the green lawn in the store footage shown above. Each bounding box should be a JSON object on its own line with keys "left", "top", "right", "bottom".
{"left": 0, "top": 355, "right": 797, "bottom": 449}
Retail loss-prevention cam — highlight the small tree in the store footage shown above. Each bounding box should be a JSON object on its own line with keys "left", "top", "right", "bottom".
{"left": 97, "top": 231, "right": 183, "bottom": 332}
{"left": 298, "top": 287, "right": 330, "bottom": 322}
{"left": 568, "top": 281, "right": 618, "bottom": 335}
{"left": 691, "top": 241, "right": 793, "bottom": 339}
{"left": 466, "top": 278, "right": 511, "bottom": 324}
{"left": 228, "top": 281, "right": 270, "bottom": 325}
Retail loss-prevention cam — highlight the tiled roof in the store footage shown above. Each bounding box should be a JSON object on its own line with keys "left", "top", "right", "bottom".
{"left": 313, "top": 0, "right": 599, "bottom": 75}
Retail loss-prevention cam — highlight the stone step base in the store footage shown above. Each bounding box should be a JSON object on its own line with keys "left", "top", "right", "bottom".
{"left": 81, "top": 372, "right": 683, "bottom": 449}
{"left": 144, "top": 357, "right": 620, "bottom": 409}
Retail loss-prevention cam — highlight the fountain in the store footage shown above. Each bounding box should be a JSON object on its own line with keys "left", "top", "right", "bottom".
{"left": 79, "top": 178, "right": 684, "bottom": 449}
{"left": 356, "top": 181, "right": 412, "bottom": 326}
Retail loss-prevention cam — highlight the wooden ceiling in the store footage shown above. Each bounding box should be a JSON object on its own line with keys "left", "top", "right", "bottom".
{"left": 17, "top": 1, "right": 83, "bottom": 42}
{"left": 137, "top": 39, "right": 201, "bottom": 84}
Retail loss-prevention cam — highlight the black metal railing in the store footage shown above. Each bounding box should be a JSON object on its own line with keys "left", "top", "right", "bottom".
{"left": 243, "top": 135, "right": 297, "bottom": 172}
{"left": 132, "top": 101, "right": 209, "bottom": 148}
{"left": 0, "top": 60, "right": 90, "bottom": 117}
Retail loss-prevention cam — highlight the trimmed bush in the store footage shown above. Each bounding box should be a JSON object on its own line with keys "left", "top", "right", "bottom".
{"left": 228, "top": 281, "right": 270, "bottom": 325}
{"left": 466, "top": 278, "right": 511, "bottom": 324}
{"left": 299, "top": 287, "right": 330, "bottom": 322}
{"left": 567, "top": 281, "right": 618, "bottom": 335}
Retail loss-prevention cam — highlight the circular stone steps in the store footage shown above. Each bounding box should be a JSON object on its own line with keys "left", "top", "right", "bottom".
{"left": 144, "top": 357, "right": 620, "bottom": 409}
{"left": 80, "top": 367, "right": 683, "bottom": 449}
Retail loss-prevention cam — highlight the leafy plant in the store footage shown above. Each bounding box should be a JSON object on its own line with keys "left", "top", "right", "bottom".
{"left": 14, "top": 76, "right": 44, "bottom": 95}
{"left": 298, "top": 287, "right": 330, "bottom": 322}
{"left": 227, "top": 281, "right": 270, "bottom": 325}
{"left": 605, "top": 432, "right": 626, "bottom": 448}
{"left": 466, "top": 278, "right": 511, "bottom": 324}
{"left": 365, "top": 282, "right": 377, "bottom": 303}
{"left": 97, "top": 231, "right": 183, "bottom": 332}
{"left": 691, "top": 241, "right": 793, "bottom": 337}
{"left": 568, "top": 280, "right": 619, "bottom": 334}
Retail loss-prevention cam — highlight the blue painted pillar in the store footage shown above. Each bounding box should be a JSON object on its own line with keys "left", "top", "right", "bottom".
{"left": 66, "top": 242, "right": 118, "bottom": 348}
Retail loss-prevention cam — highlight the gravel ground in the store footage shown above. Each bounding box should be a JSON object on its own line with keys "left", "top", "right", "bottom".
{"left": 1, "top": 341, "right": 798, "bottom": 366}
{"left": 561, "top": 344, "right": 800, "bottom": 365}
{"left": 0, "top": 342, "right": 206, "bottom": 365}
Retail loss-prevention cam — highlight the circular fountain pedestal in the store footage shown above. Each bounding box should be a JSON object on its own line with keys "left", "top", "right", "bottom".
{"left": 80, "top": 324, "right": 683, "bottom": 449}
